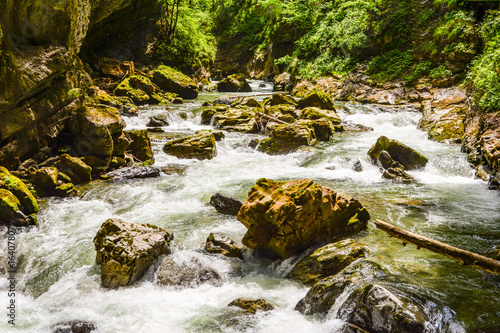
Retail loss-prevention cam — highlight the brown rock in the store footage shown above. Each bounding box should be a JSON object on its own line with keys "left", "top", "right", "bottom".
{"left": 228, "top": 298, "right": 274, "bottom": 314}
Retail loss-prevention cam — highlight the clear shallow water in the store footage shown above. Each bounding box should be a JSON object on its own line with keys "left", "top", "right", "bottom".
{"left": 1, "top": 83, "right": 499, "bottom": 332}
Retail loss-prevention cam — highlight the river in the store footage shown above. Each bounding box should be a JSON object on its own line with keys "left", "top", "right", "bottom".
{"left": 1, "top": 81, "right": 499, "bottom": 332}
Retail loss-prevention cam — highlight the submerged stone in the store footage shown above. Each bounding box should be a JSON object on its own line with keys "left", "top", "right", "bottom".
{"left": 228, "top": 298, "right": 274, "bottom": 314}
{"left": 209, "top": 193, "right": 242, "bottom": 215}
{"left": 205, "top": 232, "right": 245, "bottom": 259}
{"left": 156, "top": 255, "right": 221, "bottom": 288}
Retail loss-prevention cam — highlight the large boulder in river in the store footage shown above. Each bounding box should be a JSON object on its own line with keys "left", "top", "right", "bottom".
{"left": 152, "top": 65, "right": 199, "bottom": 99}
{"left": 114, "top": 75, "right": 156, "bottom": 105}
{"left": 268, "top": 93, "right": 298, "bottom": 107}
{"left": 298, "top": 91, "right": 335, "bottom": 111}
{"left": 338, "top": 284, "right": 429, "bottom": 333}
{"left": 214, "top": 108, "right": 259, "bottom": 133}
{"left": 300, "top": 107, "right": 341, "bottom": 125}
{"left": 287, "top": 239, "right": 370, "bottom": 285}
{"left": 368, "top": 136, "right": 428, "bottom": 170}
{"left": 295, "top": 260, "right": 387, "bottom": 315}
{"left": 93, "top": 218, "right": 173, "bottom": 288}
{"left": 124, "top": 130, "right": 153, "bottom": 162}
{"left": 258, "top": 122, "right": 316, "bottom": 155}
{"left": 217, "top": 74, "right": 252, "bottom": 92}
{"left": 237, "top": 179, "right": 370, "bottom": 259}
{"left": 69, "top": 105, "right": 125, "bottom": 159}
{"left": 163, "top": 131, "right": 217, "bottom": 160}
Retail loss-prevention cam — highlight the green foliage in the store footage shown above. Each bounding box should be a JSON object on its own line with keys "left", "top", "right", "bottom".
{"left": 469, "top": 11, "right": 500, "bottom": 111}
{"left": 429, "top": 65, "right": 452, "bottom": 80}
{"left": 155, "top": 0, "right": 216, "bottom": 69}
{"left": 367, "top": 49, "right": 413, "bottom": 82}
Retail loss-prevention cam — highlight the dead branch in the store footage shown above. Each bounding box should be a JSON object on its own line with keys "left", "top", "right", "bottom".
{"left": 374, "top": 219, "right": 500, "bottom": 276}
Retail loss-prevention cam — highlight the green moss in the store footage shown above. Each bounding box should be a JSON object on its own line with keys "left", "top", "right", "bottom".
{"left": 0, "top": 167, "right": 39, "bottom": 215}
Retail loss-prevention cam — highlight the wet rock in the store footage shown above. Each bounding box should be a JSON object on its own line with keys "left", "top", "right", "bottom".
{"left": 352, "top": 160, "right": 363, "bottom": 172}
{"left": 205, "top": 232, "right": 245, "bottom": 259}
{"left": 163, "top": 131, "right": 217, "bottom": 160}
{"left": 0, "top": 189, "right": 36, "bottom": 226}
{"left": 152, "top": 65, "right": 199, "bottom": 99}
{"left": 233, "top": 97, "right": 261, "bottom": 108}
{"left": 228, "top": 298, "right": 274, "bottom": 314}
{"left": 376, "top": 150, "right": 394, "bottom": 170}
{"left": 28, "top": 167, "right": 58, "bottom": 195}
{"left": 196, "top": 129, "right": 225, "bottom": 141}
{"left": 156, "top": 255, "right": 221, "bottom": 288}
{"left": 81, "top": 155, "right": 110, "bottom": 174}
{"left": 162, "top": 164, "right": 188, "bottom": 175}
{"left": 300, "top": 107, "right": 341, "bottom": 125}
{"left": 104, "top": 166, "right": 161, "bottom": 180}
{"left": 172, "top": 97, "right": 185, "bottom": 104}
{"left": 295, "top": 260, "right": 387, "bottom": 315}
{"left": 368, "top": 136, "right": 428, "bottom": 170}
{"left": 147, "top": 114, "right": 170, "bottom": 127}
{"left": 298, "top": 91, "right": 335, "bottom": 111}
{"left": 382, "top": 167, "right": 415, "bottom": 182}
{"left": 217, "top": 74, "right": 252, "bottom": 92}
{"left": 59, "top": 154, "right": 92, "bottom": 183}
{"left": 486, "top": 246, "right": 500, "bottom": 260}
{"left": 114, "top": 75, "right": 156, "bottom": 105}
{"left": 258, "top": 123, "right": 316, "bottom": 155}
{"left": 249, "top": 139, "right": 260, "bottom": 149}
{"left": 273, "top": 72, "right": 296, "bottom": 92}
{"left": 343, "top": 323, "right": 372, "bottom": 333}
{"left": 338, "top": 284, "right": 429, "bottom": 333}
{"left": 268, "top": 93, "right": 298, "bottom": 107}
{"left": 125, "top": 130, "right": 154, "bottom": 162}
{"left": 70, "top": 105, "right": 125, "bottom": 160}
{"left": 94, "top": 218, "right": 173, "bottom": 288}
{"left": 0, "top": 167, "right": 38, "bottom": 217}
{"left": 210, "top": 193, "right": 243, "bottom": 215}
{"left": 214, "top": 109, "right": 259, "bottom": 133}
{"left": 299, "top": 118, "right": 338, "bottom": 142}
{"left": 343, "top": 122, "right": 374, "bottom": 132}
{"left": 112, "top": 132, "right": 132, "bottom": 157}
{"left": 237, "top": 178, "right": 370, "bottom": 259}
{"left": 52, "top": 320, "right": 96, "bottom": 333}
{"left": 288, "top": 239, "right": 370, "bottom": 285}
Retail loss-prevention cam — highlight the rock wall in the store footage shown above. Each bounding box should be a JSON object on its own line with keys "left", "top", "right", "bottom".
{"left": 0, "top": 0, "right": 158, "bottom": 169}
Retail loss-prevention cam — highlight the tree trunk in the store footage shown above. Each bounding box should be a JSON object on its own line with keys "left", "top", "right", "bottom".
{"left": 373, "top": 219, "right": 500, "bottom": 276}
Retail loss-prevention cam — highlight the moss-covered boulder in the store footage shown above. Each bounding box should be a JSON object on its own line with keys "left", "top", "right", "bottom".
{"left": 300, "top": 107, "right": 341, "bottom": 125}
{"left": 299, "top": 119, "right": 339, "bottom": 142}
{"left": 156, "top": 254, "right": 221, "bottom": 288}
{"left": 287, "top": 239, "right": 370, "bottom": 285}
{"left": 114, "top": 75, "right": 156, "bottom": 105}
{"left": 147, "top": 114, "right": 170, "bottom": 127}
{"left": 237, "top": 179, "right": 370, "bottom": 259}
{"left": 125, "top": 130, "right": 153, "bottom": 162}
{"left": 214, "top": 109, "right": 259, "bottom": 133}
{"left": 152, "top": 65, "right": 198, "bottom": 99}
{"left": 298, "top": 91, "right": 335, "bottom": 111}
{"left": 268, "top": 93, "right": 298, "bottom": 107}
{"left": 93, "top": 218, "right": 174, "bottom": 288}
{"left": 59, "top": 154, "right": 92, "bottom": 183}
{"left": 368, "top": 136, "right": 428, "bottom": 170}
{"left": 205, "top": 232, "right": 245, "bottom": 259}
{"left": 28, "top": 167, "right": 58, "bottom": 196}
{"left": 0, "top": 189, "right": 35, "bottom": 226}
{"left": 295, "top": 260, "right": 387, "bottom": 315}
{"left": 217, "top": 73, "right": 252, "bottom": 93}
{"left": 228, "top": 298, "right": 274, "bottom": 314}
{"left": 0, "top": 167, "right": 38, "bottom": 216}
{"left": 163, "top": 131, "right": 217, "bottom": 160}
{"left": 69, "top": 105, "right": 125, "bottom": 160}
{"left": 258, "top": 123, "right": 316, "bottom": 155}
{"left": 338, "top": 284, "right": 429, "bottom": 333}
{"left": 201, "top": 105, "right": 229, "bottom": 125}
{"left": 196, "top": 129, "right": 225, "bottom": 141}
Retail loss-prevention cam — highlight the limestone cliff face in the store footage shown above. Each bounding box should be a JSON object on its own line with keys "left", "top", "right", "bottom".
{"left": 0, "top": 0, "right": 158, "bottom": 169}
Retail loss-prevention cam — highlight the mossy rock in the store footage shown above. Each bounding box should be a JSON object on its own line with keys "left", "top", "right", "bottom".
{"left": 112, "top": 132, "right": 131, "bottom": 157}
{"left": 237, "top": 178, "right": 370, "bottom": 259}
{"left": 368, "top": 136, "right": 428, "bottom": 170}
{"left": 298, "top": 91, "right": 335, "bottom": 110}
{"left": 94, "top": 218, "right": 174, "bottom": 288}
{"left": 0, "top": 188, "right": 22, "bottom": 225}
{"left": 201, "top": 108, "right": 217, "bottom": 125}
{"left": 258, "top": 123, "right": 316, "bottom": 155}
{"left": 125, "top": 130, "right": 153, "bottom": 162}
{"left": 152, "top": 65, "right": 198, "bottom": 99}
{"left": 228, "top": 298, "right": 274, "bottom": 314}
{"left": 205, "top": 232, "right": 245, "bottom": 259}
{"left": 163, "top": 131, "right": 217, "bottom": 160}
{"left": 114, "top": 75, "right": 156, "bottom": 105}
{"left": 53, "top": 183, "right": 79, "bottom": 197}
{"left": 57, "top": 154, "right": 92, "bottom": 184}
{"left": 81, "top": 155, "right": 111, "bottom": 174}
{"left": 287, "top": 239, "right": 370, "bottom": 285}
{"left": 298, "top": 119, "right": 337, "bottom": 142}
{"left": 0, "top": 166, "right": 38, "bottom": 216}
{"left": 300, "top": 107, "right": 341, "bottom": 125}
{"left": 28, "top": 167, "right": 58, "bottom": 195}
{"left": 196, "top": 129, "right": 224, "bottom": 141}
{"left": 295, "top": 260, "right": 387, "bottom": 315}
{"left": 214, "top": 109, "right": 259, "bottom": 133}
{"left": 268, "top": 93, "right": 298, "bottom": 107}
{"left": 217, "top": 74, "right": 252, "bottom": 93}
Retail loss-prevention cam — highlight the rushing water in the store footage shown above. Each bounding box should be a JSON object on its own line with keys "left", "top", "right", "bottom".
{"left": 1, "top": 81, "right": 499, "bottom": 332}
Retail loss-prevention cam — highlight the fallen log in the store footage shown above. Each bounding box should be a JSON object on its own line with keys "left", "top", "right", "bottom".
{"left": 374, "top": 219, "right": 500, "bottom": 276}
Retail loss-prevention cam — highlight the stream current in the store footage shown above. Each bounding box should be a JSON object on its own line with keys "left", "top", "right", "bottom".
{"left": 1, "top": 81, "right": 499, "bottom": 332}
